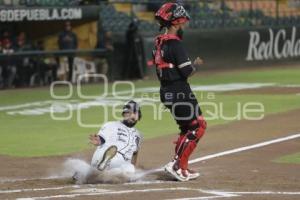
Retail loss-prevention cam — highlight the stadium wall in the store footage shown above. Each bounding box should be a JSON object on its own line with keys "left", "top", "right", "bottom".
{"left": 139, "top": 26, "right": 300, "bottom": 77}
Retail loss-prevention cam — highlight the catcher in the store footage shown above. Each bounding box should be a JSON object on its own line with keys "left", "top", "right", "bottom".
{"left": 152, "top": 3, "right": 207, "bottom": 181}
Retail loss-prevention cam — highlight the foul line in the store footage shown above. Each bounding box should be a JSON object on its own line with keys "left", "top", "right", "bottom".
{"left": 189, "top": 133, "right": 300, "bottom": 164}
{"left": 146, "top": 133, "right": 300, "bottom": 174}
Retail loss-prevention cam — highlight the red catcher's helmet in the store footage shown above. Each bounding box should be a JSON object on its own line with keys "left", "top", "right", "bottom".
{"left": 155, "top": 3, "right": 190, "bottom": 29}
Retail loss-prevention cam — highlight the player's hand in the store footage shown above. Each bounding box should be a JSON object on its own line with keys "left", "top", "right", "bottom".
{"left": 89, "top": 134, "right": 101, "bottom": 146}
{"left": 194, "top": 57, "right": 204, "bottom": 66}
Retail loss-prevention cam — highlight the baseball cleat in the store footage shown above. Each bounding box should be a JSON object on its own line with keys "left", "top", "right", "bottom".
{"left": 97, "top": 145, "right": 117, "bottom": 171}
{"left": 186, "top": 169, "right": 200, "bottom": 180}
{"left": 164, "top": 162, "right": 189, "bottom": 182}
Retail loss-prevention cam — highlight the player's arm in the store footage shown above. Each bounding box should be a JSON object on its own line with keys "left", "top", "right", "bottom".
{"left": 178, "top": 61, "right": 195, "bottom": 77}
{"left": 184, "top": 57, "right": 204, "bottom": 77}
{"left": 131, "top": 151, "right": 139, "bottom": 166}
{"left": 173, "top": 41, "right": 202, "bottom": 77}
{"left": 132, "top": 133, "right": 142, "bottom": 166}
{"left": 89, "top": 122, "right": 113, "bottom": 146}
{"left": 89, "top": 134, "right": 105, "bottom": 146}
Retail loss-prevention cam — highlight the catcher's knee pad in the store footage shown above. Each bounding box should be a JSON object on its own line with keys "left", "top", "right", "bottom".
{"left": 174, "top": 116, "right": 207, "bottom": 169}
{"left": 194, "top": 116, "right": 207, "bottom": 141}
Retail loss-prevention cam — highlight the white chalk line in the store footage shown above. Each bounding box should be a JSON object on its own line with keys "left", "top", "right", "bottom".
{"left": 167, "top": 190, "right": 300, "bottom": 200}
{"left": 0, "top": 175, "right": 69, "bottom": 184}
{"left": 0, "top": 185, "right": 80, "bottom": 194}
{"left": 189, "top": 133, "right": 300, "bottom": 164}
{"left": 233, "top": 191, "right": 300, "bottom": 195}
{"left": 2, "top": 133, "right": 300, "bottom": 198}
{"left": 16, "top": 187, "right": 197, "bottom": 200}
{"left": 141, "top": 133, "right": 300, "bottom": 175}
{"left": 15, "top": 187, "right": 300, "bottom": 200}
{"left": 0, "top": 183, "right": 120, "bottom": 194}
{"left": 166, "top": 188, "right": 238, "bottom": 200}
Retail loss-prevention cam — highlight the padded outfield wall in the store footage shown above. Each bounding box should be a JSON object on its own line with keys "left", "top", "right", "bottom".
{"left": 139, "top": 26, "right": 300, "bottom": 76}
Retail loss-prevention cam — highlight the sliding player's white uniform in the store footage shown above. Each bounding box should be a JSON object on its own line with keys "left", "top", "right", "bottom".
{"left": 91, "top": 121, "right": 142, "bottom": 174}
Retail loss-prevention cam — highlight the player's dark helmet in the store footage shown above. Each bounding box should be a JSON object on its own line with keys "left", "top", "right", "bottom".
{"left": 155, "top": 2, "right": 190, "bottom": 30}
{"left": 122, "top": 100, "right": 142, "bottom": 120}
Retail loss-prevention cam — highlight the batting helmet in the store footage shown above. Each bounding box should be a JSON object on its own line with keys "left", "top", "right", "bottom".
{"left": 155, "top": 2, "right": 190, "bottom": 30}
{"left": 122, "top": 100, "right": 142, "bottom": 120}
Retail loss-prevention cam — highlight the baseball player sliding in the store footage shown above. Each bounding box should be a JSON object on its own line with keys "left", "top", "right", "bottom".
{"left": 89, "top": 100, "right": 142, "bottom": 175}
{"left": 151, "top": 3, "right": 207, "bottom": 181}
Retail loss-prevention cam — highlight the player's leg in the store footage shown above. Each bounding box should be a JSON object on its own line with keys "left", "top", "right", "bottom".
{"left": 166, "top": 115, "right": 206, "bottom": 181}
{"left": 91, "top": 144, "right": 118, "bottom": 171}
{"left": 175, "top": 115, "right": 206, "bottom": 173}
{"left": 109, "top": 154, "right": 136, "bottom": 174}
{"left": 105, "top": 153, "right": 136, "bottom": 182}
{"left": 166, "top": 88, "right": 207, "bottom": 181}
{"left": 161, "top": 84, "right": 189, "bottom": 180}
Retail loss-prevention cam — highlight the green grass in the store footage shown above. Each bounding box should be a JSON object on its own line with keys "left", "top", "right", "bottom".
{"left": 191, "top": 67, "right": 300, "bottom": 85}
{"left": 1, "top": 67, "right": 300, "bottom": 106}
{"left": 274, "top": 152, "right": 300, "bottom": 164}
{"left": 1, "top": 67, "right": 300, "bottom": 157}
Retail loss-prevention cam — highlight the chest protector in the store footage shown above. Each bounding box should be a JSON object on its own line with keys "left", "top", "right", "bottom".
{"left": 149, "top": 34, "right": 181, "bottom": 69}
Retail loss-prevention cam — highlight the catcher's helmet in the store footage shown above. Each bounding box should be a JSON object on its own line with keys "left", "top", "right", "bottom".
{"left": 155, "top": 2, "right": 190, "bottom": 30}
{"left": 122, "top": 100, "right": 142, "bottom": 120}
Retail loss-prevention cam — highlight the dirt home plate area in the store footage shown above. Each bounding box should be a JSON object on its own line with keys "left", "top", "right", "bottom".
{"left": 0, "top": 87, "right": 300, "bottom": 200}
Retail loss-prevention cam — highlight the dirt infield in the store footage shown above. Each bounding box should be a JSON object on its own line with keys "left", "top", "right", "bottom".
{"left": 1, "top": 108, "right": 300, "bottom": 199}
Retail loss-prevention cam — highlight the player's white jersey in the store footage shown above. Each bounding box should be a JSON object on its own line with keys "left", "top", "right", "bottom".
{"left": 97, "top": 121, "right": 142, "bottom": 162}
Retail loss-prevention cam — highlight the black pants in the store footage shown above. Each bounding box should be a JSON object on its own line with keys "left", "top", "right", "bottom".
{"left": 160, "top": 81, "right": 202, "bottom": 133}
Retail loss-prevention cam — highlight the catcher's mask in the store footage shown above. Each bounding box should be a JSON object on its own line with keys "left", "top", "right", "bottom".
{"left": 155, "top": 2, "right": 190, "bottom": 31}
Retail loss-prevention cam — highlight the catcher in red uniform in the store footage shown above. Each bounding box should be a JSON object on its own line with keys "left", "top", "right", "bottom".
{"left": 152, "top": 2, "right": 207, "bottom": 181}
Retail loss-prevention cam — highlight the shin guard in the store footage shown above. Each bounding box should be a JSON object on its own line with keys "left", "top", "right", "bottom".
{"left": 174, "top": 116, "right": 207, "bottom": 170}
